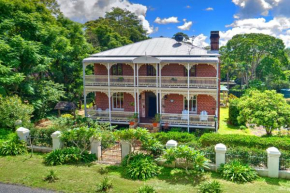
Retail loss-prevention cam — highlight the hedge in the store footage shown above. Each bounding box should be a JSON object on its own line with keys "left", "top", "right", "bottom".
{"left": 199, "top": 133, "right": 290, "bottom": 150}
{"left": 228, "top": 99, "right": 245, "bottom": 126}
{"left": 152, "top": 131, "right": 196, "bottom": 144}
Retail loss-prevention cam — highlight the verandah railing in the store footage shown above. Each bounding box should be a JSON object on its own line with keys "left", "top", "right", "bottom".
{"left": 85, "top": 75, "right": 216, "bottom": 88}
{"left": 161, "top": 113, "right": 215, "bottom": 127}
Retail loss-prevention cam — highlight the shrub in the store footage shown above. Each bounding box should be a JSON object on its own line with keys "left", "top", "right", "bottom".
{"left": 0, "top": 137, "right": 27, "bottom": 156}
{"left": 0, "top": 95, "right": 33, "bottom": 129}
{"left": 199, "top": 133, "right": 290, "bottom": 150}
{"left": 141, "top": 139, "right": 164, "bottom": 157}
{"left": 138, "top": 185, "right": 156, "bottom": 193}
{"left": 43, "top": 170, "right": 59, "bottom": 183}
{"left": 163, "top": 145, "right": 209, "bottom": 174}
{"left": 98, "top": 167, "right": 109, "bottom": 175}
{"left": 218, "top": 161, "right": 258, "bottom": 183}
{"left": 44, "top": 147, "right": 96, "bottom": 166}
{"left": 198, "top": 180, "right": 222, "bottom": 193}
{"left": 96, "top": 177, "right": 113, "bottom": 192}
{"left": 61, "top": 127, "right": 98, "bottom": 153}
{"left": 30, "top": 127, "right": 58, "bottom": 147}
{"left": 228, "top": 99, "right": 244, "bottom": 126}
{"left": 123, "top": 153, "right": 161, "bottom": 180}
{"left": 152, "top": 131, "right": 196, "bottom": 144}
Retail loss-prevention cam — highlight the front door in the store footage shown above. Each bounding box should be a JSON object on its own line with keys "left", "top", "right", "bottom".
{"left": 146, "top": 92, "right": 156, "bottom": 118}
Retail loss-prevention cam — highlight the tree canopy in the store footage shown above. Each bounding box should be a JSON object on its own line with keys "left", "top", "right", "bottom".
{"left": 220, "top": 33, "right": 290, "bottom": 90}
{"left": 85, "top": 7, "right": 148, "bottom": 51}
{"left": 238, "top": 90, "right": 290, "bottom": 135}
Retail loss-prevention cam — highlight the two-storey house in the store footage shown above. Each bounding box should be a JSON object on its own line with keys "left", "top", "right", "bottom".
{"left": 82, "top": 31, "right": 220, "bottom": 132}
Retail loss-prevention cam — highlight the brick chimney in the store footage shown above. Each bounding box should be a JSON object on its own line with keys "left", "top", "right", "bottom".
{"left": 210, "top": 31, "right": 220, "bottom": 51}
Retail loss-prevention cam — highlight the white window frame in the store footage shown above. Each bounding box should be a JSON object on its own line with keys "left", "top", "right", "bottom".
{"left": 112, "top": 93, "right": 124, "bottom": 111}
{"left": 184, "top": 96, "right": 197, "bottom": 113}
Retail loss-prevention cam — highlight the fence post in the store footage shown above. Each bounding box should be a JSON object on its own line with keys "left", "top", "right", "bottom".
{"left": 267, "top": 147, "right": 281, "bottom": 178}
{"left": 51, "top": 131, "right": 63, "bottom": 150}
{"left": 16, "top": 127, "right": 30, "bottom": 142}
{"left": 215, "top": 143, "right": 227, "bottom": 171}
{"left": 120, "top": 141, "right": 131, "bottom": 159}
{"left": 90, "top": 137, "right": 102, "bottom": 160}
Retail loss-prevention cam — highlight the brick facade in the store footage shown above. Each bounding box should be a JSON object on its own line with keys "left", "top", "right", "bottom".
{"left": 161, "top": 64, "right": 185, "bottom": 76}
{"left": 95, "top": 92, "right": 109, "bottom": 110}
{"left": 196, "top": 64, "right": 216, "bottom": 77}
{"left": 197, "top": 95, "right": 216, "bottom": 115}
{"left": 94, "top": 64, "right": 107, "bottom": 75}
{"left": 123, "top": 93, "right": 134, "bottom": 112}
{"left": 163, "top": 94, "right": 184, "bottom": 114}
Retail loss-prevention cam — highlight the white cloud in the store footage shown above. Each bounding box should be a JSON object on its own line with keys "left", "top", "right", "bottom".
{"left": 177, "top": 19, "right": 193, "bottom": 31}
{"left": 232, "top": 0, "right": 290, "bottom": 18}
{"left": 205, "top": 7, "right": 214, "bottom": 11}
{"left": 186, "top": 5, "right": 191, "bottom": 9}
{"left": 56, "top": 0, "right": 155, "bottom": 34}
{"left": 154, "top": 17, "right": 179, "bottom": 24}
{"left": 220, "top": 17, "right": 290, "bottom": 47}
{"left": 187, "top": 34, "right": 209, "bottom": 48}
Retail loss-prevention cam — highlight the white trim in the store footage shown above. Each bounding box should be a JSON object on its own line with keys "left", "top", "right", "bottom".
{"left": 112, "top": 93, "right": 124, "bottom": 110}
{"left": 183, "top": 96, "right": 197, "bottom": 113}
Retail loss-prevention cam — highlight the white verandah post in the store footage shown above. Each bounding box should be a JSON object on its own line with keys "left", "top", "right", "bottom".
{"left": 83, "top": 62, "right": 87, "bottom": 117}
{"left": 187, "top": 63, "right": 190, "bottom": 133}
{"left": 216, "top": 62, "right": 219, "bottom": 132}
{"left": 156, "top": 63, "right": 159, "bottom": 114}
{"left": 107, "top": 63, "right": 111, "bottom": 126}
{"left": 134, "top": 63, "right": 137, "bottom": 113}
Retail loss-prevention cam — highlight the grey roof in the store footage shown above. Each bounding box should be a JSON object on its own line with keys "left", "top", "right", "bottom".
{"left": 91, "top": 38, "right": 212, "bottom": 57}
{"left": 54, "top": 101, "right": 76, "bottom": 110}
{"left": 83, "top": 56, "right": 219, "bottom": 64}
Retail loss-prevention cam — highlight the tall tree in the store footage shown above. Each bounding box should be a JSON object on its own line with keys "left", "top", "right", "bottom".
{"left": 221, "top": 33, "right": 289, "bottom": 87}
{"left": 0, "top": 0, "right": 92, "bottom": 118}
{"left": 85, "top": 8, "right": 148, "bottom": 51}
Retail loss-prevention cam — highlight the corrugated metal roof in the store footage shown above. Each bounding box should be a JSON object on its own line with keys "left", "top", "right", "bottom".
{"left": 91, "top": 38, "right": 211, "bottom": 57}
{"left": 83, "top": 56, "right": 218, "bottom": 64}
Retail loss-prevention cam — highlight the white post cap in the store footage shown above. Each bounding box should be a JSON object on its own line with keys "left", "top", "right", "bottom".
{"left": 51, "top": 131, "right": 62, "bottom": 139}
{"left": 266, "top": 147, "right": 281, "bottom": 157}
{"left": 16, "top": 127, "right": 30, "bottom": 134}
{"left": 166, "top": 140, "right": 178, "bottom": 149}
{"left": 215, "top": 143, "right": 227, "bottom": 153}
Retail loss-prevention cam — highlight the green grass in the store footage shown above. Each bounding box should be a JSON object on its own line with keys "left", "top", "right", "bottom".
{"left": 218, "top": 108, "right": 251, "bottom": 135}
{"left": 0, "top": 129, "right": 16, "bottom": 145}
{"left": 0, "top": 154, "right": 290, "bottom": 193}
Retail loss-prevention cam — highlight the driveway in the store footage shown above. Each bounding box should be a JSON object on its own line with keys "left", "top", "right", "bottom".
{"left": 0, "top": 183, "right": 54, "bottom": 193}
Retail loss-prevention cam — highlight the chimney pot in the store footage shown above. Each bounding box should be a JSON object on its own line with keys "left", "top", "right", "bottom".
{"left": 210, "top": 31, "right": 220, "bottom": 51}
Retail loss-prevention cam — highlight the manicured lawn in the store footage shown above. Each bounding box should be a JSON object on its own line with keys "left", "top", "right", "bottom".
{"left": 218, "top": 108, "right": 251, "bottom": 135}
{"left": 0, "top": 154, "right": 290, "bottom": 193}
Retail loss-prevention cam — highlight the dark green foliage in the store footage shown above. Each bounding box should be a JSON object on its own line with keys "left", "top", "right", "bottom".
{"left": 152, "top": 131, "right": 196, "bottom": 144}
{"left": 96, "top": 177, "right": 113, "bottom": 192}
{"left": 30, "top": 127, "right": 58, "bottom": 147}
{"left": 0, "top": 0, "right": 93, "bottom": 119}
{"left": 141, "top": 138, "right": 164, "bottom": 157}
{"left": 138, "top": 185, "right": 156, "bottom": 193}
{"left": 228, "top": 99, "right": 244, "bottom": 126}
{"left": 43, "top": 170, "right": 59, "bottom": 183}
{"left": 199, "top": 133, "right": 290, "bottom": 150}
{"left": 218, "top": 161, "right": 258, "bottom": 183}
{"left": 198, "top": 180, "right": 222, "bottom": 193}
{"left": 0, "top": 137, "right": 27, "bottom": 156}
{"left": 98, "top": 167, "right": 109, "bottom": 175}
{"left": 0, "top": 95, "right": 33, "bottom": 129}
{"left": 44, "top": 147, "right": 96, "bottom": 166}
{"left": 122, "top": 153, "right": 161, "bottom": 180}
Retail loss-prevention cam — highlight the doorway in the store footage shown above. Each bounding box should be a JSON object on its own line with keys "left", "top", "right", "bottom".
{"left": 146, "top": 92, "right": 156, "bottom": 118}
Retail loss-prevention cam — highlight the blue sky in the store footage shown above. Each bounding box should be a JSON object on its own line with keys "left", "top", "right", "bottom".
{"left": 57, "top": 0, "right": 290, "bottom": 47}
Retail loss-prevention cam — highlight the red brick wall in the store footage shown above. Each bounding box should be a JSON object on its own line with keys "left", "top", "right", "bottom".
{"left": 139, "top": 65, "right": 147, "bottom": 76}
{"left": 197, "top": 95, "right": 216, "bottom": 115}
{"left": 124, "top": 93, "right": 134, "bottom": 112}
{"left": 123, "top": 64, "right": 133, "bottom": 76}
{"left": 161, "top": 64, "right": 185, "bottom": 76}
{"left": 164, "top": 94, "right": 184, "bottom": 114}
{"left": 196, "top": 64, "right": 216, "bottom": 77}
{"left": 95, "top": 92, "right": 108, "bottom": 110}
{"left": 94, "top": 64, "right": 107, "bottom": 75}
